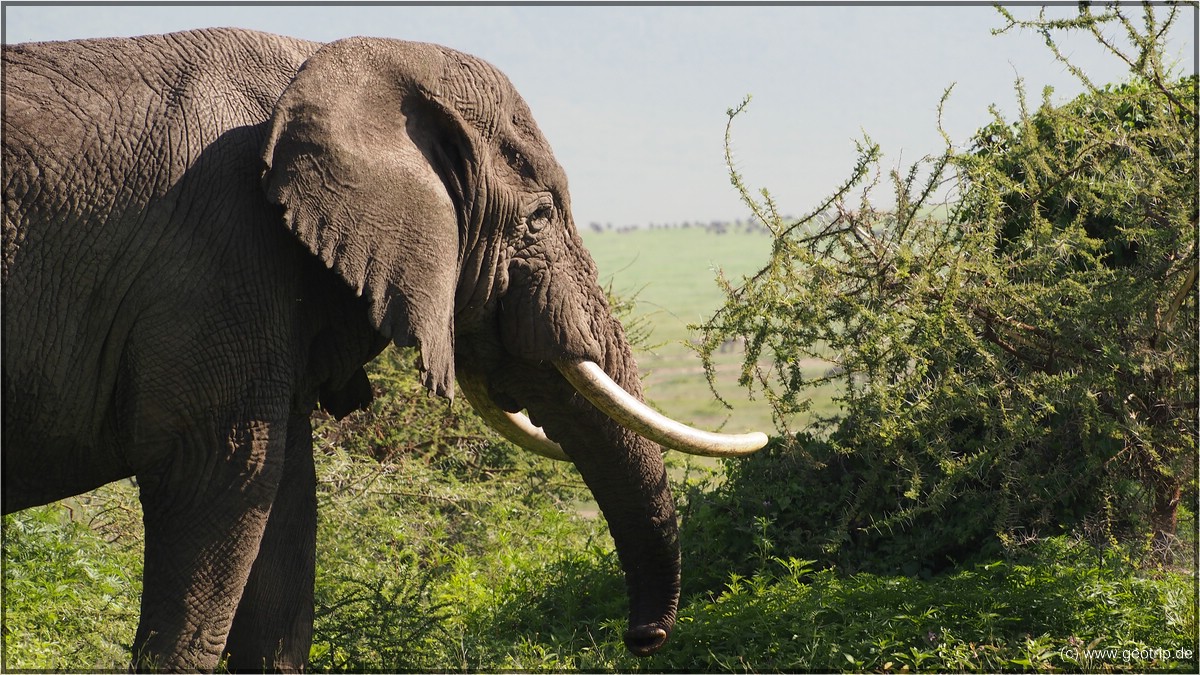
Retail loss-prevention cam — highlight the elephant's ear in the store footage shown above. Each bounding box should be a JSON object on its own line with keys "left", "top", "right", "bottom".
{"left": 262, "top": 39, "right": 470, "bottom": 398}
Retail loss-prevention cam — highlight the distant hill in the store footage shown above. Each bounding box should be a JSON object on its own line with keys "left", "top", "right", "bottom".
{"left": 583, "top": 218, "right": 782, "bottom": 236}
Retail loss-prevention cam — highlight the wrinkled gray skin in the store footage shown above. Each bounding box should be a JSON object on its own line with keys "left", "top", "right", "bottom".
{"left": 2, "top": 28, "right": 679, "bottom": 671}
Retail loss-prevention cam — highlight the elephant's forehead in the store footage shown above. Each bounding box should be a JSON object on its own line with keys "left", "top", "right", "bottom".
{"left": 430, "top": 49, "right": 567, "bottom": 181}
{"left": 332, "top": 37, "right": 569, "bottom": 195}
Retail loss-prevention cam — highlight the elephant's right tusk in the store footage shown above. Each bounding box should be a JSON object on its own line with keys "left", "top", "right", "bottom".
{"left": 555, "top": 360, "right": 769, "bottom": 457}
{"left": 456, "top": 370, "right": 570, "bottom": 462}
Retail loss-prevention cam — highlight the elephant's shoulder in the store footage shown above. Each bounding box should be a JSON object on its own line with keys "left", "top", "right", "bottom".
{"left": 159, "top": 28, "right": 320, "bottom": 121}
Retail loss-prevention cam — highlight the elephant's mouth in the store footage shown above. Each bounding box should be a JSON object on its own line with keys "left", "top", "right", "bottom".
{"left": 457, "top": 359, "right": 768, "bottom": 461}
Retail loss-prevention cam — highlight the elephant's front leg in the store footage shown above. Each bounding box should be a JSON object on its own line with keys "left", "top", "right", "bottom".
{"left": 224, "top": 414, "right": 318, "bottom": 672}
{"left": 133, "top": 418, "right": 286, "bottom": 671}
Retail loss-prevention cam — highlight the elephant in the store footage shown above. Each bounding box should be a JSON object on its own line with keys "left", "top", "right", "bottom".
{"left": 1, "top": 27, "right": 767, "bottom": 671}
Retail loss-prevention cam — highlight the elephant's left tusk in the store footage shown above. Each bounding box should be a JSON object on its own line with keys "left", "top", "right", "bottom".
{"left": 457, "top": 362, "right": 769, "bottom": 461}
{"left": 456, "top": 370, "right": 570, "bottom": 461}
{"left": 555, "top": 360, "right": 770, "bottom": 457}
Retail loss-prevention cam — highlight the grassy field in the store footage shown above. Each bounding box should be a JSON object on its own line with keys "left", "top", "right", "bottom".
{"left": 6, "top": 446, "right": 1194, "bottom": 672}
{"left": 581, "top": 225, "right": 837, "bottom": 434}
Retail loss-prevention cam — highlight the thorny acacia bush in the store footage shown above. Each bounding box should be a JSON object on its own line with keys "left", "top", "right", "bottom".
{"left": 692, "top": 4, "right": 1197, "bottom": 573}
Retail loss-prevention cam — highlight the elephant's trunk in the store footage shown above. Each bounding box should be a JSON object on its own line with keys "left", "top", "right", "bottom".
{"left": 455, "top": 336, "right": 682, "bottom": 655}
{"left": 527, "top": 389, "right": 681, "bottom": 656}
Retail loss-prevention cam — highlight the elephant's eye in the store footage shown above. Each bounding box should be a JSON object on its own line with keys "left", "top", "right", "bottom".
{"left": 527, "top": 203, "right": 555, "bottom": 233}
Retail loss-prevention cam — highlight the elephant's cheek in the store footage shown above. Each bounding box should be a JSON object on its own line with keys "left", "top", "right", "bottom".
{"left": 456, "top": 239, "right": 508, "bottom": 327}
{"left": 498, "top": 273, "right": 602, "bottom": 363}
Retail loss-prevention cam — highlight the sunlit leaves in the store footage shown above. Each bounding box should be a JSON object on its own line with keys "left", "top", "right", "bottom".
{"left": 694, "top": 3, "right": 1196, "bottom": 562}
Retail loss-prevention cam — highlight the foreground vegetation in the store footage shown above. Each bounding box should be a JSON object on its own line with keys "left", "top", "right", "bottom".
{"left": 4, "top": 390, "right": 1195, "bottom": 671}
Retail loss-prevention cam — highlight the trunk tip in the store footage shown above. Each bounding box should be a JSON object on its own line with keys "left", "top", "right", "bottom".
{"left": 624, "top": 624, "right": 669, "bottom": 657}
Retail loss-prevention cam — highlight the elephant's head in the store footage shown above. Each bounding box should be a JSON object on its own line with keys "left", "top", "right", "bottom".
{"left": 261, "top": 37, "right": 765, "bottom": 655}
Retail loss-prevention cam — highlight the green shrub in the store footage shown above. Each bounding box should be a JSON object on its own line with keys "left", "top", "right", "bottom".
{"left": 679, "top": 434, "right": 1008, "bottom": 593}
{"left": 2, "top": 486, "right": 142, "bottom": 670}
{"left": 655, "top": 539, "right": 1197, "bottom": 673}
{"left": 694, "top": 3, "right": 1196, "bottom": 571}
{"left": 306, "top": 345, "right": 608, "bottom": 671}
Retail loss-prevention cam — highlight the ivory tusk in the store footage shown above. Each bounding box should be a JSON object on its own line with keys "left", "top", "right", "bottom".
{"left": 457, "top": 361, "right": 769, "bottom": 461}
{"left": 456, "top": 369, "right": 570, "bottom": 461}
{"left": 555, "top": 360, "right": 769, "bottom": 457}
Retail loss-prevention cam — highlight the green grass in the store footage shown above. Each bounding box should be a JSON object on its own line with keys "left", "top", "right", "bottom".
{"left": 5, "top": 447, "right": 1194, "bottom": 672}
{"left": 2, "top": 486, "right": 143, "bottom": 669}
{"left": 653, "top": 548, "right": 1197, "bottom": 673}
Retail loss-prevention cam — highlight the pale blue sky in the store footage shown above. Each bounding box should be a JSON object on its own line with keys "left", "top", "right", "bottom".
{"left": 4, "top": 2, "right": 1196, "bottom": 228}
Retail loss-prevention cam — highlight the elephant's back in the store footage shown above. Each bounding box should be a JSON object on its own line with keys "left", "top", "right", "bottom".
{"left": 3, "top": 28, "right": 317, "bottom": 272}
{"left": 1, "top": 29, "right": 320, "bottom": 457}
{"left": 2, "top": 28, "right": 319, "bottom": 165}
{"left": 3, "top": 28, "right": 320, "bottom": 244}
